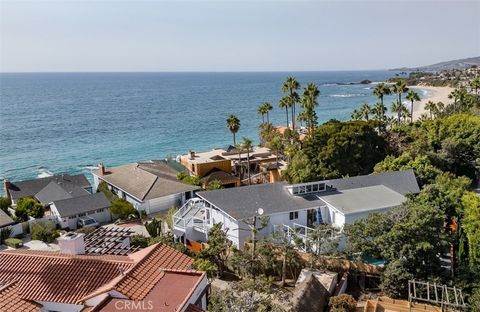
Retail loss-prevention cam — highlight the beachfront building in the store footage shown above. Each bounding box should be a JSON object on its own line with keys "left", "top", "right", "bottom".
{"left": 173, "top": 170, "right": 420, "bottom": 249}
{"left": 92, "top": 160, "right": 200, "bottom": 215}
{"left": 179, "top": 145, "right": 279, "bottom": 186}
{"left": 0, "top": 234, "right": 208, "bottom": 312}
{"left": 3, "top": 174, "right": 112, "bottom": 229}
{"left": 3, "top": 174, "right": 93, "bottom": 207}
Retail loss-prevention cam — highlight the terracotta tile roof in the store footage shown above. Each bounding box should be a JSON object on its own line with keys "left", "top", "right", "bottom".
{"left": 97, "top": 270, "right": 206, "bottom": 312}
{"left": 0, "top": 250, "right": 135, "bottom": 304}
{"left": 89, "top": 244, "right": 194, "bottom": 301}
{"left": 0, "top": 243, "right": 195, "bottom": 310}
{"left": 0, "top": 282, "right": 41, "bottom": 312}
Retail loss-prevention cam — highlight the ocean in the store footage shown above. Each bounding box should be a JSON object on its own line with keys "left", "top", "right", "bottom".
{"left": 0, "top": 71, "right": 410, "bottom": 189}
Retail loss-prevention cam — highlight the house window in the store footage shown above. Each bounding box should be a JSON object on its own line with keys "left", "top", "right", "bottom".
{"left": 68, "top": 216, "right": 76, "bottom": 220}
{"left": 78, "top": 213, "right": 86, "bottom": 217}
{"left": 289, "top": 211, "right": 299, "bottom": 220}
{"left": 96, "top": 209, "right": 104, "bottom": 213}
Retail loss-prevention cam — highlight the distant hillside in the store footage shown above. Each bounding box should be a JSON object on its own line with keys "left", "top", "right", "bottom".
{"left": 391, "top": 56, "right": 480, "bottom": 72}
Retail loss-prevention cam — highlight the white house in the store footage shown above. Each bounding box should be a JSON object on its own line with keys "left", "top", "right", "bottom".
{"left": 50, "top": 192, "right": 111, "bottom": 229}
{"left": 173, "top": 170, "right": 420, "bottom": 249}
{"left": 92, "top": 160, "right": 200, "bottom": 215}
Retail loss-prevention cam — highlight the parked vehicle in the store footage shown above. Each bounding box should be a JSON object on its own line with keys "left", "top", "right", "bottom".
{"left": 77, "top": 216, "right": 99, "bottom": 228}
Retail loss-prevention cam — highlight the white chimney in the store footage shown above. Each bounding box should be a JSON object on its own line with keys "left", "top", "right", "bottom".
{"left": 58, "top": 232, "right": 85, "bottom": 255}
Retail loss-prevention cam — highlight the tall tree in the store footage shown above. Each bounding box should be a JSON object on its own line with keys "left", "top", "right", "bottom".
{"left": 263, "top": 102, "right": 273, "bottom": 123}
{"left": 226, "top": 114, "right": 240, "bottom": 145}
{"left": 392, "top": 80, "right": 409, "bottom": 110}
{"left": 359, "top": 103, "right": 372, "bottom": 121}
{"left": 242, "top": 137, "right": 253, "bottom": 185}
{"left": 424, "top": 100, "right": 436, "bottom": 118}
{"left": 278, "top": 96, "right": 290, "bottom": 128}
{"left": 406, "top": 90, "right": 420, "bottom": 123}
{"left": 373, "top": 102, "right": 387, "bottom": 121}
{"left": 282, "top": 77, "right": 300, "bottom": 130}
{"left": 471, "top": 77, "right": 480, "bottom": 101}
{"left": 390, "top": 100, "right": 404, "bottom": 123}
{"left": 257, "top": 105, "right": 266, "bottom": 123}
{"left": 300, "top": 82, "right": 320, "bottom": 134}
{"left": 373, "top": 83, "right": 391, "bottom": 120}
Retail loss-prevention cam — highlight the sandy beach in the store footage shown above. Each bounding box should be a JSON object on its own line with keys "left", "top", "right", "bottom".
{"left": 408, "top": 85, "right": 454, "bottom": 120}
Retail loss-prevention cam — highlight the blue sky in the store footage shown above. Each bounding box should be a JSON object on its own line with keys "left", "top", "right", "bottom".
{"left": 1, "top": 0, "right": 479, "bottom": 72}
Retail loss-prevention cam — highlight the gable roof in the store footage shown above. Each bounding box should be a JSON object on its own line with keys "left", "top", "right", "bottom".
{"left": 319, "top": 185, "right": 406, "bottom": 215}
{"left": 7, "top": 174, "right": 91, "bottom": 202}
{"left": 0, "top": 209, "right": 15, "bottom": 228}
{"left": 0, "top": 243, "right": 193, "bottom": 306}
{"left": 52, "top": 192, "right": 110, "bottom": 217}
{"left": 95, "top": 162, "right": 200, "bottom": 201}
{"left": 34, "top": 181, "right": 73, "bottom": 204}
{"left": 197, "top": 170, "right": 419, "bottom": 220}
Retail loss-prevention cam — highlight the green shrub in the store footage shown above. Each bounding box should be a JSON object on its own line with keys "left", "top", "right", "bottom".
{"left": 176, "top": 172, "right": 201, "bottom": 186}
{"left": 4, "top": 238, "right": 23, "bottom": 248}
{"left": 31, "top": 221, "right": 59, "bottom": 243}
{"left": 97, "top": 181, "right": 117, "bottom": 202}
{"left": 130, "top": 235, "right": 149, "bottom": 248}
{"left": 145, "top": 218, "right": 162, "bottom": 237}
{"left": 0, "top": 227, "right": 12, "bottom": 244}
{"left": 109, "top": 198, "right": 136, "bottom": 219}
{"left": 0, "top": 196, "right": 11, "bottom": 213}
{"left": 15, "top": 197, "right": 44, "bottom": 221}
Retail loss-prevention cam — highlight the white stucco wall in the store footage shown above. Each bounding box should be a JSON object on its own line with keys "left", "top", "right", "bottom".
{"left": 37, "top": 301, "right": 85, "bottom": 312}
{"left": 180, "top": 274, "right": 209, "bottom": 312}
{"left": 50, "top": 204, "right": 112, "bottom": 229}
{"left": 140, "top": 193, "right": 182, "bottom": 215}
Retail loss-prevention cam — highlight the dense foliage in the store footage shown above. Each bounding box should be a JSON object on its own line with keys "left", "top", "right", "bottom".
{"left": 329, "top": 294, "right": 357, "bottom": 312}
{"left": 31, "top": 221, "right": 59, "bottom": 243}
{"left": 109, "top": 198, "right": 136, "bottom": 219}
{"left": 285, "top": 120, "right": 388, "bottom": 182}
{"left": 0, "top": 196, "right": 11, "bottom": 213}
{"left": 15, "top": 197, "right": 44, "bottom": 221}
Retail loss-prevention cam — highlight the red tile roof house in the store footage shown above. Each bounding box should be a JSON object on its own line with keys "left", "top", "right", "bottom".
{"left": 0, "top": 232, "right": 208, "bottom": 312}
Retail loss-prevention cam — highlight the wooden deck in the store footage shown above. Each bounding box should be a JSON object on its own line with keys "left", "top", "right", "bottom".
{"left": 359, "top": 297, "right": 442, "bottom": 312}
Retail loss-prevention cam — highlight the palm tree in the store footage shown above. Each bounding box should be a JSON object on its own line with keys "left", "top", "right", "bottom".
{"left": 392, "top": 80, "right": 409, "bottom": 108}
{"left": 242, "top": 137, "right": 253, "bottom": 185}
{"left": 471, "top": 77, "right": 480, "bottom": 101}
{"left": 359, "top": 103, "right": 372, "bottom": 121}
{"left": 226, "top": 115, "right": 240, "bottom": 145}
{"left": 373, "top": 102, "right": 387, "bottom": 121}
{"left": 400, "top": 105, "right": 410, "bottom": 123}
{"left": 297, "top": 110, "right": 308, "bottom": 127}
{"left": 282, "top": 77, "right": 300, "bottom": 130}
{"left": 300, "top": 82, "right": 320, "bottom": 134}
{"left": 424, "top": 100, "right": 436, "bottom": 118}
{"left": 448, "top": 89, "right": 461, "bottom": 111}
{"left": 278, "top": 96, "right": 290, "bottom": 128}
{"left": 391, "top": 100, "right": 404, "bottom": 124}
{"left": 351, "top": 109, "right": 362, "bottom": 120}
{"left": 406, "top": 90, "right": 420, "bottom": 123}
{"left": 235, "top": 143, "right": 243, "bottom": 179}
{"left": 373, "top": 83, "right": 391, "bottom": 119}
{"left": 257, "top": 105, "right": 266, "bottom": 123}
{"left": 263, "top": 102, "right": 273, "bottom": 123}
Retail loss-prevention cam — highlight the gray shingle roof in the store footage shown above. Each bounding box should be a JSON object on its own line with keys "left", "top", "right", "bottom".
{"left": 197, "top": 170, "right": 419, "bottom": 220}
{"left": 0, "top": 210, "right": 15, "bottom": 228}
{"left": 7, "top": 174, "right": 91, "bottom": 201}
{"left": 95, "top": 161, "right": 200, "bottom": 201}
{"left": 34, "top": 181, "right": 73, "bottom": 205}
{"left": 53, "top": 192, "right": 110, "bottom": 217}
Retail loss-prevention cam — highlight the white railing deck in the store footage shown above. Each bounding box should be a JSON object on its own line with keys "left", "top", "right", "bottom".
{"left": 173, "top": 198, "right": 211, "bottom": 233}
